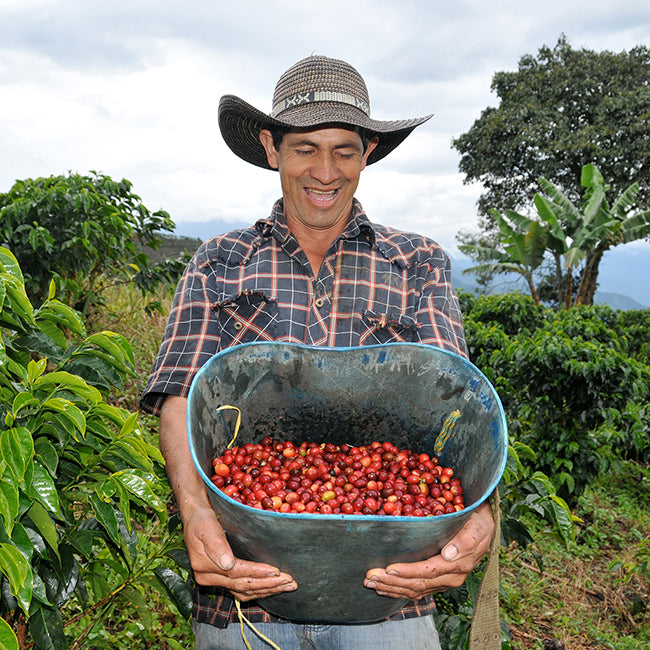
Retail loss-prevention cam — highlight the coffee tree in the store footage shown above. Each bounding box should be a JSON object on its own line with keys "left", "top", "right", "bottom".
{"left": 0, "top": 172, "right": 181, "bottom": 317}
{"left": 0, "top": 247, "right": 190, "bottom": 649}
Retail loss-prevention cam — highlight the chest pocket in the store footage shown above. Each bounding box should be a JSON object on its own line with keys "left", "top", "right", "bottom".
{"left": 216, "top": 291, "right": 280, "bottom": 349}
{"left": 358, "top": 309, "right": 420, "bottom": 345}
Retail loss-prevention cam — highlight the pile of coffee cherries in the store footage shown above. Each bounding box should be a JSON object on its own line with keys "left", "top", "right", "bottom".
{"left": 211, "top": 437, "right": 464, "bottom": 517}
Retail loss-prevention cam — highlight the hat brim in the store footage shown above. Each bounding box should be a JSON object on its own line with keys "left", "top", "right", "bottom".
{"left": 218, "top": 94, "right": 433, "bottom": 170}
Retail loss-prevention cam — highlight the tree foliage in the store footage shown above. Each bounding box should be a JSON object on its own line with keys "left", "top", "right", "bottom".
{"left": 452, "top": 35, "right": 650, "bottom": 221}
{"left": 0, "top": 248, "right": 190, "bottom": 649}
{"left": 0, "top": 172, "right": 183, "bottom": 316}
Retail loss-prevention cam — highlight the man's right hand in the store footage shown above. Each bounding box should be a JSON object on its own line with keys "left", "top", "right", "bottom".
{"left": 159, "top": 394, "right": 297, "bottom": 602}
{"left": 184, "top": 503, "right": 297, "bottom": 601}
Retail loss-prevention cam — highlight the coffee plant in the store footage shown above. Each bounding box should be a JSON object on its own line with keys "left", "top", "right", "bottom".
{"left": 462, "top": 292, "right": 650, "bottom": 505}
{"left": 0, "top": 172, "right": 184, "bottom": 318}
{"left": 0, "top": 247, "right": 190, "bottom": 649}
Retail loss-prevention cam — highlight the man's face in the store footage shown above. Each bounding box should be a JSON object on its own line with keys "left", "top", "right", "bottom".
{"left": 259, "top": 127, "right": 378, "bottom": 239}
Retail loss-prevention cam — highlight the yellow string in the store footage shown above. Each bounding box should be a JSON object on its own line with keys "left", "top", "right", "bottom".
{"left": 434, "top": 409, "right": 462, "bottom": 455}
{"left": 234, "top": 597, "right": 283, "bottom": 650}
{"left": 218, "top": 409, "right": 282, "bottom": 648}
{"left": 215, "top": 404, "right": 242, "bottom": 449}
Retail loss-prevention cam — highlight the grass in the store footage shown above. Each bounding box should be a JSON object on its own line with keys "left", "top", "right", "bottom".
{"left": 501, "top": 461, "right": 650, "bottom": 649}
{"left": 84, "top": 285, "right": 649, "bottom": 650}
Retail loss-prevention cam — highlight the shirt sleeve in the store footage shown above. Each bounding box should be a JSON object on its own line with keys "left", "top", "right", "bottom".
{"left": 139, "top": 258, "right": 221, "bottom": 416}
{"left": 414, "top": 247, "right": 468, "bottom": 359}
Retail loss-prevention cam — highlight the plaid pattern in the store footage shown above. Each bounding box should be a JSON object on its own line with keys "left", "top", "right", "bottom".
{"left": 141, "top": 198, "right": 467, "bottom": 416}
{"left": 192, "top": 584, "right": 439, "bottom": 628}
{"left": 140, "top": 197, "right": 468, "bottom": 626}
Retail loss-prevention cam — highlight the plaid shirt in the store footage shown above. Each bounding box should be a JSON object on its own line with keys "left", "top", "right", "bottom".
{"left": 141, "top": 198, "right": 468, "bottom": 626}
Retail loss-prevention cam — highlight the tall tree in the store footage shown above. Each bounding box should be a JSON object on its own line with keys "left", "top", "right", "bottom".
{"left": 452, "top": 36, "right": 650, "bottom": 223}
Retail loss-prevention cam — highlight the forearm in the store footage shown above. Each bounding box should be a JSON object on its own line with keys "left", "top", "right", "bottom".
{"left": 159, "top": 394, "right": 212, "bottom": 520}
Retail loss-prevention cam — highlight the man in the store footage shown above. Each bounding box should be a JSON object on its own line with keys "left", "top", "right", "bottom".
{"left": 141, "top": 55, "right": 495, "bottom": 650}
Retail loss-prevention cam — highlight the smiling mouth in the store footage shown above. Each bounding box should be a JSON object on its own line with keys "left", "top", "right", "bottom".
{"left": 305, "top": 188, "right": 339, "bottom": 204}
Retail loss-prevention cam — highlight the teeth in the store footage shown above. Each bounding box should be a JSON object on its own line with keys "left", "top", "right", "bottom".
{"left": 308, "top": 188, "right": 337, "bottom": 196}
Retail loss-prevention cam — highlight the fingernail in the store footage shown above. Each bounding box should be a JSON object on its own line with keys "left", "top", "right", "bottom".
{"left": 442, "top": 544, "right": 458, "bottom": 561}
{"left": 387, "top": 569, "right": 399, "bottom": 576}
{"left": 365, "top": 580, "right": 377, "bottom": 589}
{"left": 218, "top": 553, "right": 235, "bottom": 570}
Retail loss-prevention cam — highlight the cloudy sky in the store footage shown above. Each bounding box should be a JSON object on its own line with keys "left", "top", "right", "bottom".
{"left": 2, "top": 0, "right": 650, "bottom": 254}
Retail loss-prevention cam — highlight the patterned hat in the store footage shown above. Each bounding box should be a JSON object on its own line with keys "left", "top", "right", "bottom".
{"left": 218, "top": 55, "right": 432, "bottom": 169}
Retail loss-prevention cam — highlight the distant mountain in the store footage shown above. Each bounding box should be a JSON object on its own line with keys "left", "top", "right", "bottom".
{"left": 449, "top": 250, "right": 649, "bottom": 311}
{"left": 593, "top": 292, "right": 648, "bottom": 311}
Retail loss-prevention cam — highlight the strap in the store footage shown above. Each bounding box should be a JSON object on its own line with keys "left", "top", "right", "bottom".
{"left": 469, "top": 489, "right": 501, "bottom": 649}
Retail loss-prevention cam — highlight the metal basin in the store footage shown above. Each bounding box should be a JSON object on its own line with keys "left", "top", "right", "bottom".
{"left": 187, "top": 341, "right": 507, "bottom": 623}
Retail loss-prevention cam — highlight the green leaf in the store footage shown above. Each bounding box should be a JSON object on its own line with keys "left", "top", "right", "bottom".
{"left": 0, "top": 617, "right": 19, "bottom": 650}
{"left": 34, "top": 437, "right": 59, "bottom": 477}
{"left": 39, "top": 399, "right": 86, "bottom": 441}
{"left": 546, "top": 494, "right": 576, "bottom": 548}
{"left": 0, "top": 427, "right": 34, "bottom": 483}
{"left": 153, "top": 567, "right": 193, "bottom": 619}
{"left": 27, "top": 358, "right": 48, "bottom": 384}
{"left": 28, "top": 605, "right": 67, "bottom": 650}
{"left": 112, "top": 469, "right": 166, "bottom": 513}
{"left": 28, "top": 461, "right": 59, "bottom": 513}
{"left": 27, "top": 501, "right": 59, "bottom": 558}
{"left": 0, "top": 477, "right": 20, "bottom": 533}
{"left": 0, "top": 543, "right": 32, "bottom": 613}
{"left": 90, "top": 493, "right": 121, "bottom": 547}
{"left": 11, "top": 393, "right": 41, "bottom": 420}
{"left": 34, "top": 371, "right": 101, "bottom": 404}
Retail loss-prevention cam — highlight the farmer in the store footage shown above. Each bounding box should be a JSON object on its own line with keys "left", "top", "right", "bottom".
{"left": 141, "top": 55, "right": 495, "bottom": 650}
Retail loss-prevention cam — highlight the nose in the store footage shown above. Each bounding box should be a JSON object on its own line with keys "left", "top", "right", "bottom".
{"left": 310, "top": 152, "right": 339, "bottom": 185}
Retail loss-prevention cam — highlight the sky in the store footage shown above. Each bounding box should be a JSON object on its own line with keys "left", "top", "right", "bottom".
{"left": 2, "top": 0, "right": 650, "bottom": 257}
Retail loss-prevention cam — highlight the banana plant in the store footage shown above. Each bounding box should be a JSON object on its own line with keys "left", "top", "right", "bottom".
{"left": 459, "top": 207, "right": 549, "bottom": 305}
{"left": 535, "top": 163, "right": 650, "bottom": 307}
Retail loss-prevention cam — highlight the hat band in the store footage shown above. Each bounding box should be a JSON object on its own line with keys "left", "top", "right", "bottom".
{"left": 271, "top": 90, "right": 370, "bottom": 118}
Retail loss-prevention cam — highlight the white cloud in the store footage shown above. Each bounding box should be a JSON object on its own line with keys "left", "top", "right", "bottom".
{"left": 1, "top": 0, "right": 649, "bottom": 258}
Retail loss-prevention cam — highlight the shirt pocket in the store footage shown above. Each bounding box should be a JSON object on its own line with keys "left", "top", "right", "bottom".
{"left": 358, "top": 309, "right": 420, "bottom": 345}
{"left": 215, "top": 291, "right": 280, "bottom": 348}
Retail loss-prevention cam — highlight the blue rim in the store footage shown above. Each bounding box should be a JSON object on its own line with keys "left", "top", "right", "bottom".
{"left": 187, "top": 341, "right": 508, "bottom": 521}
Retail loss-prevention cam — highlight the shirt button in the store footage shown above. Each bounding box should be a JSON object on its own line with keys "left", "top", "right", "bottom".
{"left": 314, "top": 298, "right": 325, "bottom": 308}
{"left": 233, "top": 321, "right": 243, "bottom": 330}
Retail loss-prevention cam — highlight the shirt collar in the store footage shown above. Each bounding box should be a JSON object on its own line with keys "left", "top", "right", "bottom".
{"left": 254, "top": 198, "right": 412, "bottom": 268}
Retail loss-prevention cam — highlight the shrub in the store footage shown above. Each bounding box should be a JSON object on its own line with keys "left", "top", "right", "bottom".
{"left": 464, "top": 294, "right": 650, "bottom": 504}
{"left": 0, "top": 172, "right": 182, "bottom": 317}
{"left": 0, "top": 247, "right": 190, "bottom": 649}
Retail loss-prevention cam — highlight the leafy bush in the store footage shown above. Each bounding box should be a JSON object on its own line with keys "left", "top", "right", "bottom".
{"left": 464, "top": 293, "right": 650, "bottom": 504}
{"left": 0, "top": 247, "right": 190, "bottom": 649}
{"left": 0, "top": 172, "right": 183, "bottom": 316}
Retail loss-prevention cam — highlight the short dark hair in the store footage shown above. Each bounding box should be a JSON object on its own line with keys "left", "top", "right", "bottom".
{"left": 269, "top": 126, "right": 376, "bottom": 153}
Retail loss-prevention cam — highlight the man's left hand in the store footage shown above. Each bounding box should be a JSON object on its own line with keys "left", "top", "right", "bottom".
{"left": 363, "top": 500, "right": 495, "bottom": 600}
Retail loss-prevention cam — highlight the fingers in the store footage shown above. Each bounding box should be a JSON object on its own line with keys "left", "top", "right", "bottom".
{"left": 184, "top": 506, "right": 298, "bottom": 600}
{"left": 440, "top": 501, "right": 494, "bottom": 564}
{"left": 364, "top": 502, "right": 496, "bottom": 600}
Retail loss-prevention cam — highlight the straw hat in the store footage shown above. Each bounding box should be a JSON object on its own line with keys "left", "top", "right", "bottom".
{"left": 218, "top": 55, "right": 432, "bottom": 170}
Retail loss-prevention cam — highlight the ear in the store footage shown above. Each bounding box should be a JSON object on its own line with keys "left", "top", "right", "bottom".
{"left": 259, "top": 130, "right": 280, "bottom": 169}
{"left": 361, "top": 137, "right": 380, "bottom": 170}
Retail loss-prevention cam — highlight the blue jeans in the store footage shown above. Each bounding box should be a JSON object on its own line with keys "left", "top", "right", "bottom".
{"left": 192, "top": 616, "right": 441, "bottom": 649}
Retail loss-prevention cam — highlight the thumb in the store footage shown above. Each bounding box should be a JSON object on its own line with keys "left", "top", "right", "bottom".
{"left": 441, "top": 543, "right": 459, "bottom": 562}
